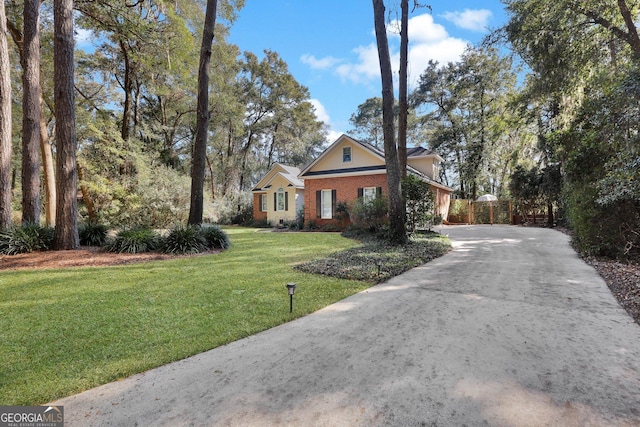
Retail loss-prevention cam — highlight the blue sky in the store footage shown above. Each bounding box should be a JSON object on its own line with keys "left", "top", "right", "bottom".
{"left": 228, "top": 0, "right": 509, "bottom": 143}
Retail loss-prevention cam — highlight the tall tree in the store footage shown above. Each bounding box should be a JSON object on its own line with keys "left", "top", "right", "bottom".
{"left": 372, "top": 0, "right": 406, "bottom": 244}
{"left": 5, "top": 6, "right": 57, "bottom": 226}
{"left": 53, "top": 0, "right": 79, "bottom": 249}
{"left": 413, "top": 47, "right": 519, "bottom": 199}
{"left": 188, "top": 0, "right": 218, "bottom": 225}
{"left": 397, "top": 0, "right": 409, "bottom": 178}
{"left": 0, "top": 0, "right": 12, "bottom": 229}
{"left": 21, "top": 0, "right": 41, "bottom": 224}
{"left": 349, "top": 97, "right": 384, "bottom": 148}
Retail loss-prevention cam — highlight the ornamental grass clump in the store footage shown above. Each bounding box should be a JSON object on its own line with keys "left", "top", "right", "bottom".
{"left": 199, "top": 224, "right": 231, "bottom": 249}
{"left": 79, "top": 222, "right": 109, "bottom": 247}
{"left": 107, "top": 227, "right": 160, "bottom": 254}
{"left": 0, "top": 224, "right": 55, "bottom": 255}
{"left": 162, "top": 224, "right": 207, "bottom": 254}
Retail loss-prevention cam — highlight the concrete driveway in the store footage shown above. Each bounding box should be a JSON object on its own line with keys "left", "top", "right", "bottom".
{"left": 53, "top": 225, "right": 640, "bottom": 426}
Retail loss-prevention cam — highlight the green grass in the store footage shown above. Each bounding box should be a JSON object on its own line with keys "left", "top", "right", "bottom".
{"left": 0, "top": 228, "right": 367, "bottom": 405}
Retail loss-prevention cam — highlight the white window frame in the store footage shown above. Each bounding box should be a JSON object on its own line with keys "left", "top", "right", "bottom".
{"left": 276, "top": 188, "right": 285, "bottom": 211}
{"left": 362, "top": 187, "right": 377, "bottom": 203}
{"left": 260, "top": 194, "right": 267, "bottom": 212}
{"left": 321, "top": 189, "right": 333, "bottom": 219}
{"left": 342, "top": 146, "right": 352, "bottom": 163}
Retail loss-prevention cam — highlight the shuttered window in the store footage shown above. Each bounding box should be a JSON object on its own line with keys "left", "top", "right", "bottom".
{"left": 276, "top": 188, "right": 288, "bottom": 211}
{"left": 316, "top": 189, "right": 336, "bottom": 219}
{"left": 358, "top": 186, "right": 382, "bottom": 203}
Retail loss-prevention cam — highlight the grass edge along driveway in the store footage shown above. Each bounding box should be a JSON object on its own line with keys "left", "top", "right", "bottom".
{"left": 0, "top": 227, "right": 449, "bottom": 405}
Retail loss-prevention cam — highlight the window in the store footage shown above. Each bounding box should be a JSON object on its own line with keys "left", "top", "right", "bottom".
{"left": 321, "top": 190, "right": 333, "bottom": 218}
{"left": 260, "top": 194, "right": 267, "bottom": 212}
{"left": 316, "top": 189, "right": 336, "bottom": 219}
{"left": 362, "top": 187, "right": 377, "bottom": 203}
{"left": 276, "top": 188, "right": 285, "bottom": 211}
{"left": 358, "top": 187, "right": 382, "bottom": 203}
{"left": 342, "top": 146, "right": 352, "bottom": 163}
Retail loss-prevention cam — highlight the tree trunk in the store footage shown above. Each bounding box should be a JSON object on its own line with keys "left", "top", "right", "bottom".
{"left": 188, "top": 0, "right": 218, "bottom": 225}
{"left": 21, "top": 0, "right": 42, "bottom": 225}
{"left": 76, "top": 162, "right": 97, "bottom": 222}
{"left": 398, "top": 0, "right": 409, "bottom": 179}
{"left": 373, "top": 0, "right": 406, "bottom": 244}
{"left": 40, "top": 95, "right": 56, "bottom": 226}
{"left": 0, "top": 0, "right": 12, "bottom": 230}
{"left": 53, "top": 0, "right": 79, "bottom": 250}
{"left": 617, "top": 0, "right": 640, "bottom": 58}
{"left": 119, "top": 40, "right": 132, "bottom": 141}
{"left": 206, "top": 154, "right": 216, "bottom": 201}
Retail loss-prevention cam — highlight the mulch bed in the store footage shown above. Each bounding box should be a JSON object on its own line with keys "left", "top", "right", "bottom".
{"left": 0, "top": 247, "right": 181, "bottom": 271}
{"left": 588, "top": 259, "right": 640, "bottom": 325}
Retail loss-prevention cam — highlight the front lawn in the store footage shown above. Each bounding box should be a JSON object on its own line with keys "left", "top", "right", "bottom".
{"left": 0, "top": 228, "right": 365, "bottom": 405}
{"left": 0, "top": 228, "right": 450, "bottom": 406}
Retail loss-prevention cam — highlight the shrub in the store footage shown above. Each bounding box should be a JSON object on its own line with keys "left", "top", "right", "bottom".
{"left": 107, "top": 227, "right": 160, "bottom": 254}
{"left": 79, "top": 223, "right": 109, "bottom": 247}
{"left": 162, "top": 224, "right": 207, "bottom": 254}
{"left": 402, "top": 175, "right": 435, "bottom": 232}
{"left": 199, "top": 224, "right": 231, "bottom": 249}
{"left": 349, "top": 196, "right": 389, "bottom": 233}
{"left": 214, "top": 193, "right": 254, "bottom": 225}
{"left": 0, "top": 224, "right": 55, "bottom": 255}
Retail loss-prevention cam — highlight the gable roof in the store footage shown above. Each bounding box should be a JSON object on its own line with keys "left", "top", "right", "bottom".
{"left": 298, "top": 134, "right": 383, "bottom": 178}
{"left": 298, "top": 134, "right": 452, "bottom": 191}
{"left": 252, "top": 163, "right": 303, "bottom": 192}
{"left": 407, "top": 146, "right": 445, "bottom": 162}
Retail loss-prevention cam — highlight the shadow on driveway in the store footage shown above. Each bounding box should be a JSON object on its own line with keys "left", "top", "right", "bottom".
{"left": 53, "top": 225, "right": 640, "bottom": 426}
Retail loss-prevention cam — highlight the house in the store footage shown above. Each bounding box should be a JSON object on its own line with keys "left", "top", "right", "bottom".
{"left": 298, "top": 134, "right": 451, "bottom": 228}
{"left": 251, "top": 163, "right": 304, "bottom": 226}
{"left": 252, "top": 134, "right": 452, "bottom": 229}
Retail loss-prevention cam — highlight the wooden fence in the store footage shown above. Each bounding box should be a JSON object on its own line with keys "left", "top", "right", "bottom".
{"left": 447, "top": 199, "right": 513, "bottom": 225}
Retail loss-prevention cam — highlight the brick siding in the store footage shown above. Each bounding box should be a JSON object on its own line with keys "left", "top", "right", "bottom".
{"left": 304, "top": 174, "right": 388, "bottom": 228}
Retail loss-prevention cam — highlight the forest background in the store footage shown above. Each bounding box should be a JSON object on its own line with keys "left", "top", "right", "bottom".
{"left": 0, "top": 0, "right": 639, "bottom": 260}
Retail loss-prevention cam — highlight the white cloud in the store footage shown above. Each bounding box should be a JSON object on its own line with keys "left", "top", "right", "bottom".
{"left": 326, "top": 130, "right": 343, "bottom": 144}
{"left": 301, "top": 54, "right": 340, "bottom": 70}
{"left": 74, "top": 28, "right": 97, "bottom": 52}
{"left": 75, "top": 28, "right": 93, "bottom": 42}
{"left": 310, "top": 99, "right": 343, "bottom": 144}
{"left": 334, "top": 43, "right": 381, "bottom": 85}
{"left": 310, "top": 99, "right": 331, "bottom": 124}
{"left": 441, "top": 9, "right": 492, "bottom": 32}
{"left": 329, "top": 12, "right": 468, "bottom": 87}
{"left": 389, "top": 13, "right": 448, "bottom": 43}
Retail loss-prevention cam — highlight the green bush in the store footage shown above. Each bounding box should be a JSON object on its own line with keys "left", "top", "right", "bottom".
{"left": 215, "top": 193, "right": 254, "bottom": 225}
{"left": 107, "top": 227, "right": 160, "bottom": 254}
{"left": 79, "top": 223, "right": 109, "bottom": 247}
{"left": 349, "top": 196, "right": 389, "bottom": 233}
{"left": 402, "top": 175, "right": 435, "bottom": 232}
{"left": 0, "top": 224, "right": 54, "bottom": 255}
{"left": 199, "top": 224, "right": 231, "bottom": 249}
{"left": 162, "top": 224, "right": 207, "bottom": 255}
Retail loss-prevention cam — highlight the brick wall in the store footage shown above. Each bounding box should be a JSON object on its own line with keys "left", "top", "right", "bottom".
{"left": 253, "top": 193, "right": 267, "bottom": 221}
{"left": 304, "top": 174, "right": 389, "bottom": 228}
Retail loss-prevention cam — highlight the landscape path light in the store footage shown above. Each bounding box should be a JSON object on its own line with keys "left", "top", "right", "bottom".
{"left": 286, "top": 283, "right": 296, "bottom": 313}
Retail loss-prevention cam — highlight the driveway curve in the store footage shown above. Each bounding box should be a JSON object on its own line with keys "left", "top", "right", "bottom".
{"left": 53, "top": 225, "right": 640, "bottom": 426}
